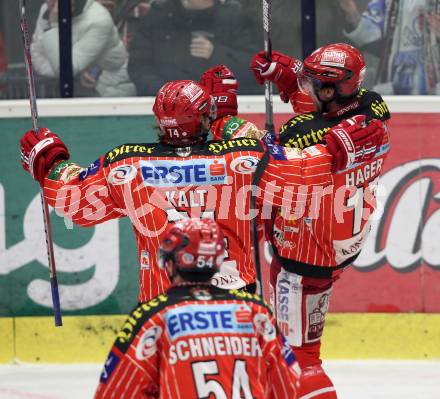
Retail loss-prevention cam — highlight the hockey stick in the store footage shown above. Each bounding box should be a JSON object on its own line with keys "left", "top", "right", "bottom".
{"left": 19, "top": 0, "right": 62, "bottom": 326}
{"left": 250, "top": 151, "right": 269, "bottom": 298}
{"left": 262, "top": 0, "right": 274, "bottom": 133}
{"left": 250, "top": 0, "right": 274, "bottom": 298}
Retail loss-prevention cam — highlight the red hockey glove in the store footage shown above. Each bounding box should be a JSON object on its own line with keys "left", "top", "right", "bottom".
{"left": 200, "top": 64, "right": 238, "bottom": 119}
{"left": 250, "top": 50, "right": 302, "bottom": 102}
{"left": 289, "top": 90, "right": 316, "bottom": 113}
{"left": 20, "top": 128, "right": 69, "bottom": 184}
{"left": 324, "top": 115, "right": 385, "bottom": 173}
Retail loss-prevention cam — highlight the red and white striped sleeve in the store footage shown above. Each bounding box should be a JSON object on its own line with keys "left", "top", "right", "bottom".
{"left": 42, "top": 156, "right": 123, "bottom": 227}
{"left": 259, "top": 144, "right": 335, "bottom": 208}
{"left": 94, "top": 317, "right": 162, "bottom": 399}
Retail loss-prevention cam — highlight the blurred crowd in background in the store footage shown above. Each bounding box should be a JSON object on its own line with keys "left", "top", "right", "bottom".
{"left": 1, "top": 0, "right": 439, "bottom": 99}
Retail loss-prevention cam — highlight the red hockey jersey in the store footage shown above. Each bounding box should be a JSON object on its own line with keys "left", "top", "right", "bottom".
{"left": 94, "top": 285, "right": 299, "bottom": 399}
{"left": 43, "top": 137, "right": 336, "bottom": 301}
{"left": 273, "top": 89, "right": 391, "bottom": 273}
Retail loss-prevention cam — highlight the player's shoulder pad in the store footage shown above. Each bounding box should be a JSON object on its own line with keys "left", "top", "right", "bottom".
{"left": 113, "top": 293, "right": 175, "bottom": 353}
{"left": 278, "top": 112, "right": 331, "bottom": 150}
{"left": 104, "top": 142, "right": 174, "bottom": 166}
{"left": 203, "top": 137, "right": 264, "bottom": 155}
{"left": 228, "top": 289, "right": 274, "bottom": 314}
{"left": 279, "top": 112, "right": 320, "bottom": 138}
{"left": 358, "top": 88, "right": 391, "bottom": 122}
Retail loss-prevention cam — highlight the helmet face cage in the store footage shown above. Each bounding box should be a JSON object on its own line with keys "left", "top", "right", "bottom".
{"left": 298, "top": 71, "right": 324, "bottom": 106}
{"left": 298, "top": 66, "right": 354, "bottom": 109}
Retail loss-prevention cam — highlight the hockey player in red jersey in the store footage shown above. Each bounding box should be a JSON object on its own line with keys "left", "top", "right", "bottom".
{"left": 250, "top": 43, "right": 391, "bottom": 399}
{"left": 20, "top": 79, "right": 385, "bottom": 304}
{"left": 94, "top": 217, "right": 300, "bottom": 399}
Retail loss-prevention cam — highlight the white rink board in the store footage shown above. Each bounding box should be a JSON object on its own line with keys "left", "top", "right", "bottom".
{"left": 0, "top": 95, "right": 439, "bottom": 118}
{"left": 0, "top": 361, "right": 439, "bottom": 399}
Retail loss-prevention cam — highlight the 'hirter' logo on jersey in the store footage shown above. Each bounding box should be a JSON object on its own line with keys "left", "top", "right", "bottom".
{"left": 208, "top": 138, "right": 260, "bottom": 154}
{"left": 105, "top": 144, "right": 155, "bottom": 165}
{"left": 139, "top": 159, "right": 227, "bottom": 187}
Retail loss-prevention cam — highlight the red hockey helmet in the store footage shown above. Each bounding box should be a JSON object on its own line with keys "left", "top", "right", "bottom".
{"left": 153, "top": 80, "right": 217, "bottom": 147}
{"left": 159, "top": 218, "right": 225, "bottom": 276}
{"left": 298, "top": 43, "right": 366, "bottom": 100}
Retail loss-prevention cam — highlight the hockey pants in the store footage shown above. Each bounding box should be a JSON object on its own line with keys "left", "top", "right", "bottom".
{"left": 270, "top": 259, "right": 343, "bottom": 398}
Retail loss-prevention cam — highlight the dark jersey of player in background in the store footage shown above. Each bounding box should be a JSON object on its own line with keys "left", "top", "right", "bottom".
{"left": 94, "top": 285, "right": 299, "bottom": 398}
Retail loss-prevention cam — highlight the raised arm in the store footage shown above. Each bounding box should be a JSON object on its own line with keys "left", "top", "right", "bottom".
{"left": 20, "top": 128, "right": 122, "bottom": 227}
{"left": 259, "top": 115, "right": 386, "bottom": 207}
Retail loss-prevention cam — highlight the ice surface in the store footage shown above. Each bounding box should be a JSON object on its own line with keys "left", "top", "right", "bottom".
{"left": 0, "top": 360, "right": 439, "bottom": 399}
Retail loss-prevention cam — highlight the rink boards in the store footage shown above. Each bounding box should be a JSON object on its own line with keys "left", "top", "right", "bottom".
{"left": 1, "top": 313, "right": 440, "bottom": 363}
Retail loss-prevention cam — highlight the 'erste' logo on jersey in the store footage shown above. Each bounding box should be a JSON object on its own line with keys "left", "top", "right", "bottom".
{"left": 165, "top": 304, "right": 254, "bottom": 340}
{"left": 140, "top": 159, "right": 227, "bottom": 187}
